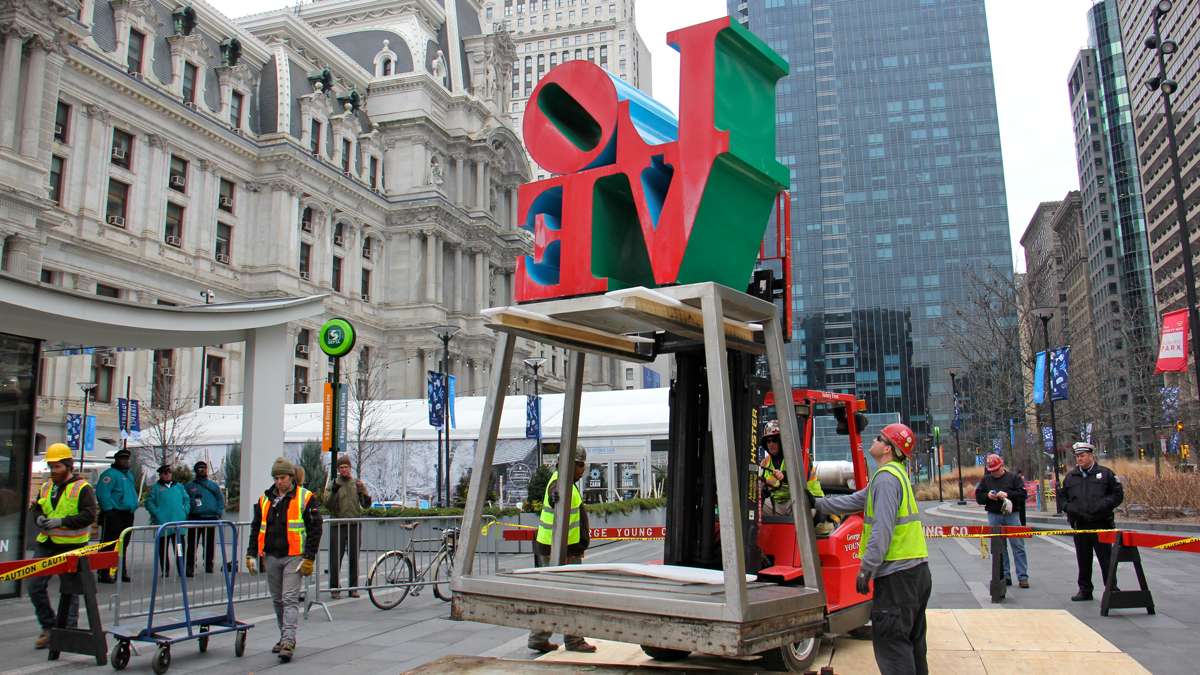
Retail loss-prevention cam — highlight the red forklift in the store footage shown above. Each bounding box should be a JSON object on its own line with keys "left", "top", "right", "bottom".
{"left": 754, "top": 388, "right": 874, "bottom": 670}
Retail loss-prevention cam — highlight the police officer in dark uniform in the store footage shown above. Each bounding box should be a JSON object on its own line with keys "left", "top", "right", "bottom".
{"left": 1058, "top": 441, "right": 1124, "bottom": 601}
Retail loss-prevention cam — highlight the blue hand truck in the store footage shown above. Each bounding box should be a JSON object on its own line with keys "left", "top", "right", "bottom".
{"left": 108, "top": 521, "right": 252, "bottom": 673}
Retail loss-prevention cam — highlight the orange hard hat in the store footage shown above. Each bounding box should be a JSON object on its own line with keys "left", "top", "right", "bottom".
{"left": 880, "top": 423, "right": 916, "bottom": 458}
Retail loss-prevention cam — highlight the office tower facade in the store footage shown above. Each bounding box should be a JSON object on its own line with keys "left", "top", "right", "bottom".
{"left": 1116, "top": 0, "right": 1199, "bottom": 397}
{"left": 731, "top": 0, "right": 1013, "bottom": 433}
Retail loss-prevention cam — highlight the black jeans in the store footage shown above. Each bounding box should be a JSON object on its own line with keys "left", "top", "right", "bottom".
{"left": 870, "top": 563, "right": 932, "bottom": 675}
{"left": 28, "top": 542, "right": 80, "bottom": 630}
{"left": 1073, "top": 530, "right": 1113, "bottom": 593}
{"left": 157, "top": 533, "right": 181, "bottom": 577}
{"left": 329, "top": 521, "right": 361, "bottom": 589}
{"left": 186, "top": 518, "right": 219, "bottom": 575}
{"left": 99, "top": 510, "right": 135, "bottom": 580}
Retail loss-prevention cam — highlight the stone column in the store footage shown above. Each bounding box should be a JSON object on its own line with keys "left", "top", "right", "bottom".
{"left": 435, "top": 235, "right": 445, "bottom": 306}
{"left": 81, "top": 105, "right": 110, "bottom": 218}
{"left": 455, "top": 156, "right": 465, "bottom": 207}
{"left": 19, "top": 42, "right": 47, "bottom": 157}
{"left": 424, "top": 231, "right": 437, "bottom": 303}
{"left": 475, "top": 251, "right": 487, "bottom": 311}
{"left": 2, "top": 234, "right": 42, "bottom": 281}
{"left": 142, "top": 135, "right": 168, "bottom": 237}
{"left": 453, "top": 245, "right": 463, "bottom": 312}
{"left": 0, "top": 32, "right": 25, "bottom": 149}
{"left": 407, "top": 231, "right": 421, "bottom": 303}
{"left": 475, "top": 160, "right": 486, "bottom": 209}
{"left": 509, "top": 188, "right": 519, "bottom": 229}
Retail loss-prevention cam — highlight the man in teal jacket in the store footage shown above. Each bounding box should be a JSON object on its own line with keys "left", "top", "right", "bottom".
{"left": 146, "top": 465, "right": 189, "bottom": 577}
{"left": 95, "top": 449, "right": 139, "bottom": 583}
{"left": 185, "top": 460, "right": 224, "bottom": 577}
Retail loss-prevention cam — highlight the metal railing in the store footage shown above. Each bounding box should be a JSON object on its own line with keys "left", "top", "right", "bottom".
{"left": 107, "top": 515, "right": 499, "bottom": 626}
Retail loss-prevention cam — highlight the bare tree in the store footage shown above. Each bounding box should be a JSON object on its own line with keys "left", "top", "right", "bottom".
{"left": 140, "top": 368, "right": 202, "bottom": 469}
{"left": 347, "top": 350, "right": 389, "bottom": 480}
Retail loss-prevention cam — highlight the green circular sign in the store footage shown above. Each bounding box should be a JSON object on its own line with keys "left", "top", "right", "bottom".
{"left": 319, "top": 318, "right": 356, "bottom": 358}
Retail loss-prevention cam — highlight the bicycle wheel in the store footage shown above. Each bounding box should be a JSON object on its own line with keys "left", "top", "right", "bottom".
{"left": 367, "top": 551, "right": 414, "bottom": 610}
{"left": 432, "top": 550, "right": 454, "bottom": 601}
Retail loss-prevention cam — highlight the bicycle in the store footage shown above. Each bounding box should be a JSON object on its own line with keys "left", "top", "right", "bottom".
{"left": 366, "top": 521, "right": 458, "bottom": 610}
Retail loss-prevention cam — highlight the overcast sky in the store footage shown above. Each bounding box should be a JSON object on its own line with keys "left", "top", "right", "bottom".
{"left": 210, "top": 0, "right": 1098, "bottom": 271}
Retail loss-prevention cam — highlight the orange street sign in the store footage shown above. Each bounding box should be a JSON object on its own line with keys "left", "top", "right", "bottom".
{"left": 322, "top": 382, "right": 333, "bottom": 452}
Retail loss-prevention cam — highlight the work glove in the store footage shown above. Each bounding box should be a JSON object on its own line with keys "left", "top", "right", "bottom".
{"left": 298, "top": 558, "right": 314, "bottom": 577}
{"left": 244, "top": 556, "right": 258, "bottom": 575}
{"left": 35, "top": 515, "right": 49, "bottom": 529}
{"left": 44, "top": 518, "right": 63, "bottom": 530}
{"left": 855, "top": 570, "right": 872, "bottom": 595}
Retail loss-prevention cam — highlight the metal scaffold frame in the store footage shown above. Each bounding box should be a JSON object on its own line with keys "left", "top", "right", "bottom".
{"left": 451, "top": 282, "right": 826, "bottom": 656}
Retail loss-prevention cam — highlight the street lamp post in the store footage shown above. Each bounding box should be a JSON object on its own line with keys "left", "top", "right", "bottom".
{"left": 433, "top": 325, "right": 460, "bottom": 507}
{"left": 524, "top": 357, "right": 547, "bottom": 468}
{"left": 76, "top": 382, "right": 97, "bottom": 464}
{"left": 949, "top": 371, "right": 966, "bottom": 505}
{"left": 1145, "top": 1, "right": 1200, "bottom": 403}
{"left": 1038, "top": 313, "right": 1063, "bottom": 513}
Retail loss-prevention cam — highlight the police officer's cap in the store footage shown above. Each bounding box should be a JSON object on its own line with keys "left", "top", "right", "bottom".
{"left": 1072, "top": 441, "right": 1096, "bottom": 455}
{"left": 114, "top": 449, "right": 131, "bottom": 459}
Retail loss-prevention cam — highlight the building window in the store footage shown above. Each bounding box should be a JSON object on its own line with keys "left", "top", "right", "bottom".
{"left": 54, "top": 101, "right": 70, "bottom": 143}
{"left": 301, "top": 206, "right": 313, "bottom": 233}
{"left": 299, "top": 242, "right": 312, "bottom": 278}
{"left": 92, "top": 354, "right": 114, "bottom": 404}
{"left": 294, "top": 365, "right": 309, "bottom": 404}
{"left": 333, "top": 221, "right": 345, "bottom": 247}
{"left": 205, "top": 355, "right": 224, "bottom": 405}
{"left": 215, "top": 223, "right": 232, "bottom": 263}
{"left": 40, "top": 268, "right": 56, "bottom": 285}
{"left": 381, "top": 58, "right": 393, "bottom": 76}
{"left": 111, "top": 129, "right": 133, "bottom": 169}
{"left": 49, "top": 155, "right": 65, "bottom": 204}
{"left": 361, "top": 268, "right": 371, "bottom": 301}
{"left": 369, "top": 156, "right": 379, "bottom": 190}
{"left": 218, "top": 178, "right": 235, "bottom": 212}
{"left": 152, "top": 349, "right": 174, "bottom": 409}
{"left": 230, "top": 91, "right": 244, "bottom": 129}
{"left": 310, "top": 119, "right": 322, "bottom": 155}
{"left": 600, "top": 45, "right": 607, "bottom": 67}
{"left": 169, "top": 155, "right": 188, "bottom": 192}
{"left": 182, "top": 62, "right": 198, "bottom": 103}
{"left": 96, "top": 283, "right": 120, "bottom": 298}
{"left": 332, "top": 255, "right": 343, "bottom": 292}
{"left": 127, "top": 29, "right": 145, "bottom": 74}
{"left": 105, "top": 179, "right": 129, "bottom": 227}
{"left": 164, "top": 203, "right": 184, "bottom": 246}
{"left": 341, "top": 138, "right": 353, "bottom": 173}
{"left": 296, "top": 328, "right": 311, "bottom": 358}
{"left": 362, "top": 236, "right": 372, "bottom": 259}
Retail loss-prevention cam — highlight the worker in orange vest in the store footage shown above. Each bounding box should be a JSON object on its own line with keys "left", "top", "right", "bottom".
{"left": 245, "top": 457, "right": 322, "bottom": 662}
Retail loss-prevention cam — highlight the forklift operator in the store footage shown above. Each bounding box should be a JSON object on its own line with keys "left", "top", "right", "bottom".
{"left": 759, "top": 420, "right": 824, "bottom": 518}
{"left": 813, "top": 423, "right": 931, "bottom": 675}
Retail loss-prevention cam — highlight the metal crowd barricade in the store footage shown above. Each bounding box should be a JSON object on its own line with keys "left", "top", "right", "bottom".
{"left": 109, "top": 521, "right": 272, "bottom": 628}
{"left": 307, "top": 515, "right": 499, "bottom": 621}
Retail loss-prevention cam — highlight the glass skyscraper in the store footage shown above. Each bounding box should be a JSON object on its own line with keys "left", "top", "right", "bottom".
{"left": 730, "top": 0, "right": 1013, "bottom": 434}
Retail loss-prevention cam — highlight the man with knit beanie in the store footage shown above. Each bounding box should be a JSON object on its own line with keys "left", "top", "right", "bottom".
{"left": 245, "top": 457, "right": 322, "bottom": 662}
{"left": 974, "top": 453, "right": 1028, "bottom": 588}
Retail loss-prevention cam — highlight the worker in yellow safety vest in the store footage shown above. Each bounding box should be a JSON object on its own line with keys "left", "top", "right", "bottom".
{"left": 528, "top": 447, "right": 595, "bottom": 654}
{"left": 813, "top": 423, "right": 930, "bottom": 675}
{"left": 759, "top": 419, "right": 825, "bottom": 518}
{"left": 28, "top": 443, "right": 99, "bottom": 650}
{"left": 245, "top": 457, "right": 322, "bottom": 662}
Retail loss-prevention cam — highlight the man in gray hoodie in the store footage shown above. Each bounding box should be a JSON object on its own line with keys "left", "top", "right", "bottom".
{"left": 814, "top": 423, "right": 930, "bottom": 675}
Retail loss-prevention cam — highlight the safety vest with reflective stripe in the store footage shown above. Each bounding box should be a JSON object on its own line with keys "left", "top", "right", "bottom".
{"left": 762, "top": 454, "right": 825, "bottom": 500}
{"left": 257, "top": 487, "right": 312, "bottom": 557}
{"left": 536, "top": 472, "right": 581, "bottom": 546}
{"left": 37, "top": 479, "right": 92, "bottom": 545}
{"left": 860, "top": 461, "right": 927, "bottom": 561}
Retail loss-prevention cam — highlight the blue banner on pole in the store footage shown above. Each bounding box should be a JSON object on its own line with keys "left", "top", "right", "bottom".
{"left": 85, "top": 415, "right": 95, "bottom": 453}
{"left": 427, "top": 371, "right": 445, "bottom": 429}
{"left": 992, "top": 438, "right": 1002, "bottom": 455}
{"left": 1009, "top": 418, "right": 1016, "bottom": 451}
{"left": 1162, "top": 385, "right": 1180, "bottom": 424}
{"left": 1033, "top": 351, "right": 1046, "bottom": 404}
{"left": 1170, "top": 431, "right": 1182, "bottom": 454}
{"left": 526, "top": 394, "right": 541, "bottom": 439}
{"left": 952, "top": 392, "right": 962, "bottom": 432}
{"left": 118, "top": 399, "right": 143, "bottom": 441}
{"left": 447, "top": 375, "right": 456, "bottom": 430}
{"left": 1050, "top": 346, "right": 1070, "bottom": 401}
{"left": 66, "top": 413, "right": 81, "bottom": 451}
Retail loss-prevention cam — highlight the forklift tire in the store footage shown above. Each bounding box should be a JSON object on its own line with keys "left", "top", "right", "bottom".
{"left": 640, "top": 645, "right": 690, "bottom": 661}
{"left": 759, "top": 636, "right": 819, "bottom": 672}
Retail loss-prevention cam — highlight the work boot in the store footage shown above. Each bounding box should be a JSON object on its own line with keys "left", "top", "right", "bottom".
{"left": 278, "top": 639, "right": 295, "bottom": 661}
{"left": 1019, "top": 579, "right": 1030, "bottom": 589}
{"left": 1004, "top": 576, "right": 1012, "bottom": 586}
{"left": 34, "top": 630, "right": 50, "bottom": 650}
{"left": 1071, "top": 590, "right": 1093, "bottom": 601}
{"left": 565, "top": 641, "right": 597, "bottom": 653}
{"left": 528, "top": 640, "right": 559, "bottom": 653}
{"left": 330, "top": 591, "right": 341, "bottom": 599}
{"left": 272, "top": 640, "right": 283, "bottom": 654}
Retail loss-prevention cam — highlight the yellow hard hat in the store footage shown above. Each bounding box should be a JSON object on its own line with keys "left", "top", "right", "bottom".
{"left": 45, "top": 443, "right": 74, "bottom": 463}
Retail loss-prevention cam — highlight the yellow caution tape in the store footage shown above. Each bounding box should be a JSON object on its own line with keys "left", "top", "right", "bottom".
{"left": 0, "top": 540, "right": 115, "bottom": 583}
{"left": 1154, "top": 536, "right": 1200, "bottom": 550}
{"left": 924, "top": 528, "right": 1115, "bottom": 540}
{"left": 479, "top": 520, "right": 537, "bottom": 536}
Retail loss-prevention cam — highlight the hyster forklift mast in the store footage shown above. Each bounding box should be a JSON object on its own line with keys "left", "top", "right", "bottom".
{"left": 665, "top": 349, "right": 766, "bottom": 572}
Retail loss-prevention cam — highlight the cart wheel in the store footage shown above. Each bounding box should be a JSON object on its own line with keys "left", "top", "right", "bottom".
{"left": 758, "top": 636, "right": 820, "bottom": 673}
{"left": 198, "top": 625, "right": 209, "bottom": 653}
{"left": 152, "top": 645, "right": 171, "bottom": 675}
{"left": 110, "top": 641, "right": 131, "bottom": 671}
{"left": 234, "top": 630, "right": 247, "bottom": 657}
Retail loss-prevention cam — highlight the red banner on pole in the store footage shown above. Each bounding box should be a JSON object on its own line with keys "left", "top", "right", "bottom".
{"left": 1155, "top": 309, "right": 1190, "bottom": 373}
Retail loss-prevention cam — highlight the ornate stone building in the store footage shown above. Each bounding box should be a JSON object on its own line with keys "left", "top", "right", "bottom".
{"left": 0, "top": 0, "right": 633, "bottom": 449}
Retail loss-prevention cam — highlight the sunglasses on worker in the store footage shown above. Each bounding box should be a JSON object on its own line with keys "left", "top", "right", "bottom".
{"left": 875, "top": 435, "right": 894, "bottom": 449}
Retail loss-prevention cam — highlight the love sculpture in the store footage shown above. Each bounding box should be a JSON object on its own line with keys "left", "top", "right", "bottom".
{"left": 515, "top": 17, "right": 790, "bottom": 302}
